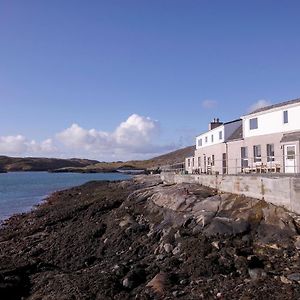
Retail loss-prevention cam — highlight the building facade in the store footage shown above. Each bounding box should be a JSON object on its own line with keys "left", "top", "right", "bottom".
{"left": 186, "top": 98, "right": 300, "bottom": 174}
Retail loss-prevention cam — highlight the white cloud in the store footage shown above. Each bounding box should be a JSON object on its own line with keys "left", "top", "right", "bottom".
{"left": 0, "top": 114, "right": 175, "bottom": 160}
{"left": 0, "top": 135, "right": 27, "bottom": 154}
{"left": 248, "top": 99, "right": 272, "bottom": 113}
{"left": 56, "top": 114, "right": 173, "bottom": 158}
{"left": 0, "top": 135, "right": 57, "bottom": 156}
{"left": 114, "top": 114, "right": 160, "bottom": 150}
{"left": 56, "top": 114, "right": 161, "bottom": 154}
{"left": 202, "top": 99, "right": 218, "bottom": 109}
{"left": 56, "top": 123, "right": 111, "bottom": 151}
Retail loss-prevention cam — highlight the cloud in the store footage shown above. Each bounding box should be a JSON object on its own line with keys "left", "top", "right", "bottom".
{"left": 0, "top": 114, "right": 175, "bottom": 160}
{"left": 0, "top": 135, "right": 57, "bottom": 156}
{"left": 201, "top": 99, "right": 218, "bottom": 109}
{"left": 248, "top": 99, "right": 272, "bottom": 113}
{"left": 56, "top": 114, "right": 173, "bottom": 158}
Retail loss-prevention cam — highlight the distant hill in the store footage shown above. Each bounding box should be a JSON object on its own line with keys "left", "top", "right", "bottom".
{"left": 0, "top": 156, "right": 99, "bottom": 172}
{"left": 0, "top": 145, "right": 195, "bottom": 173}
{"left": 63, "top": 145, "right": 195, "bottom": 172}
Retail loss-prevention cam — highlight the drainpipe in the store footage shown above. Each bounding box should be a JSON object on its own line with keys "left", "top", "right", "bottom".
{"left": 225, "top": 142, "right": 228, "bottom": 174}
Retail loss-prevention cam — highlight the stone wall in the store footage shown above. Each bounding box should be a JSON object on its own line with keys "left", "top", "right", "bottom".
{"left": 161, "top": 172, "right": 300, "bottom": 214}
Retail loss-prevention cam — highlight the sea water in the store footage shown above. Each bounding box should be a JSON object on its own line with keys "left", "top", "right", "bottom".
{"left": 0, "top": 171, "right": 130, "bottom": 221}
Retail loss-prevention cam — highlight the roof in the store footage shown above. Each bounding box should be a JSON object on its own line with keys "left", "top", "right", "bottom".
{"left": 227, "top": 125, "right": 243, "bottom": 142}
{"left": 247, "top": 98, "right": 300, "bottom": 116}
{"left": 196, "top": 119, "right": 241, "bottom": 137}
{"left": 223, "top": 118, "right": 242, "bottom": 125}
{"left": 280, "top": 131, "right": 300, "bottom": 143}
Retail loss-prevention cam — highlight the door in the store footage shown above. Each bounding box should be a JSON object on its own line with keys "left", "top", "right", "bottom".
{"left": 284, "top": 145, "right": 296, "bottom": 173}
{"left": 222, "top": 153, "right": 227, "bottom": 174}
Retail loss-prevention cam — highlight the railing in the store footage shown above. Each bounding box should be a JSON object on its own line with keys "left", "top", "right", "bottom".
{"left": 160, "top": 162, "right": 185, "bottom": 174}
{"left": 186, "top": 154, "right": 300, "bottom": 175}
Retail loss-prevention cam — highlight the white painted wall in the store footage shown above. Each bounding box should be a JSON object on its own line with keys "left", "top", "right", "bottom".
{"left": 196, "top": 126, "right": 224, "bottom": 149}
{"left": 196, "top": 120, "right": 242, "bottom": 150}
{"left": 243, "top": 103, "right": 300, "bottom": 138}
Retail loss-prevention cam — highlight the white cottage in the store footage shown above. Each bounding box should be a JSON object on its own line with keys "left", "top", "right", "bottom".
{"left": 186, "top": 98, "right": 300, "bottom": 174}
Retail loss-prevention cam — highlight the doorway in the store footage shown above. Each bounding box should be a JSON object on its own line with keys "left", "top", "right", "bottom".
{"left": 284, "top": 144, "right": 296, "bottom": 173}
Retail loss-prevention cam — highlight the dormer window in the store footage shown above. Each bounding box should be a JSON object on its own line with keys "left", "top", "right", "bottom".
{"left": 283, "top": 110, "right": 288, "bottom": 124}
{"left": 198, "top": 138, "right": 202, "bottom": 147}
{"left": 249, "top": 117, "right": 258, "bottom": 130}
{"left": 219, "top": 131, "right": 222, "bottom": 140}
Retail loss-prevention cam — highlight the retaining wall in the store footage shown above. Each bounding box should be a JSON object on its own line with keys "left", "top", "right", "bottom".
{"left": 161, "top": 173, "right": 300, "bottom": 214}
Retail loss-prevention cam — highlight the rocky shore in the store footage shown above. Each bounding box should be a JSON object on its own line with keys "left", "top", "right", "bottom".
{"left": 1, "top": 175, "right": 300, "bottom": 299}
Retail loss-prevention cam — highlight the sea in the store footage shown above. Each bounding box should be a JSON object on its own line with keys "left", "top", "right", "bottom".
{"left": 0, "top": 171, "right": 131, "bottom": 222}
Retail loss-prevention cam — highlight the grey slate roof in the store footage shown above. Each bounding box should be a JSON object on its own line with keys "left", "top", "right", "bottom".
{"left": 280, "top": 131, "right": 300, "bottom": 143}
{"left": 248, "top": 98, "right": 300, "bottom": 115}
{"left": 227, "top": 125, "right": 243, "bottom": 141}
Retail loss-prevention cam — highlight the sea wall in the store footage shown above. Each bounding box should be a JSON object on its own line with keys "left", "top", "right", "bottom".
{"left": 161, "top": 173, "right": 300, "bottom": 214}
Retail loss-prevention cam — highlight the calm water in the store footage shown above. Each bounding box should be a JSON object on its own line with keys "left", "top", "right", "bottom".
{"left": 0, "top": 172, "right": 130, "bottom": 221}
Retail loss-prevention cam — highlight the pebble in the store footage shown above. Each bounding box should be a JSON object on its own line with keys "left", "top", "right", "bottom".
{"left": 248, "top": 268, "right": 267, "bottom": 280}
{"left": 156, "top": 254, "right": 165, "bottom": 261}
{"left": 294, "top": 236, "right": 300, "bottom": 249}
{"left": 211, "top": 241, "right": 220, "bottom": 249}
{"left": 287, "top": 273, "right": 300, "bottom": 282}
{"left": 280, "top": 276, "right": 292, "bottom": 284}
{"left": 164, "top": 243, "right": 173, "bottom": 253}
{"left": 122, "top": 278, "right": 132, "bottom": 289}
{"left": 174, "top": 231, "right": 181, "bottom": 239}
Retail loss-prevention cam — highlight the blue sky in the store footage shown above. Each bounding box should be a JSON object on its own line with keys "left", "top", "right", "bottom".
{"left": 0, "top": 0, "right": 300, "bottom": 160}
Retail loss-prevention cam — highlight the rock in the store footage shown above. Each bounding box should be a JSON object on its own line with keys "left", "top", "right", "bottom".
{"left": 172, "top": 244, "right": 181, "bottom": 255}
{"left": 248, "top": 268, "right": 267, "bottom": 280}
{"left": 146, "top": 272, "right": 170, "bottom": 296}
{"left": 211, "top": 241, "right": 220, "bottom": 249}
{"left": 280, "top": 276, "right": 292, "bottom": 284}
{"left": 180, "top": 279, "right": 188, "bottom": 285}
{"left": 174, "top": 230, "right": 181, "bottom": 239}
{"left": 204, "top": 217, "right": 250, "bottom": 236}
{"left": 156, "top": 254, "right": 165, "bottom": 261}
{"left": 163, "top": 243, "right": 173, "bottom": 253}
{"left": 122, "top": 278, "right": 132, "bottom": 288}
{"left": 119, "top": 215, "right": 134, "bottom": 227}
{"left": 173, "top": 291, "right": 179, "bottom": 297}
{"left": 294, "top": 236, "right": 300, "bottom": 249}
{"left": 287, "top": 273, "right": 300, "bottom": 282}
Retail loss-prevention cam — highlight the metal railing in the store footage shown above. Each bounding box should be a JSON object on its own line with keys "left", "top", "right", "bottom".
{"left": 184, "top": 154, "right": 300, "bottom": 175}
{"left": 160, "top": 162, "right": 185, "bottom": 174}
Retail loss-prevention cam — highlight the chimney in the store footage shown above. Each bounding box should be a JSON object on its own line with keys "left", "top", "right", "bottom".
{"left": 209, "top": 118, "right": 223, "bottom": 130}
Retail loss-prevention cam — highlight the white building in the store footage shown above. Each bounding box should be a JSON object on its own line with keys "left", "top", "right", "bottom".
{"left": 186, "top": 98, "right": 300, "bottom": 174}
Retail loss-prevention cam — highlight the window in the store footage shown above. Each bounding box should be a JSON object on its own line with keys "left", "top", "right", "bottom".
{"left": 187, "top": 159, "right": 190, "bottom": 167}
{"left": 241, "top": 147, "right": 248, "bottom": 167}
{"left": 192, "top": 158, "right": 194, "bottom": 167}
{"left": 286, "top": 146, "right": 295, "bottom": 159}
{"left": 283, "top": 110, "right": 288, "bottom": 124}
{"left": 211, "top": 155, "right": 215, "bottom": 166}
{"left": 211, "top": 134, "right": 214, "bottom": 142}
{"left": 198, "top": 157, "right": 201, "bottom": 167}
{"left": 219, "top": 131, "right": 223, "bottom": 140}
{"left": 205, "top": 136, "right": 208, "bottom": 143}
{"left": 250, "top": 118, "right": 258, "bottom": 130}
{"left": 267, "top": 144, "right": 275, "bottom": 162}
{"left": 253, "top": 145, "right": 261, "bottom": 162}
{"left": 198, "top": 138, "right": 202, "bottom": 147}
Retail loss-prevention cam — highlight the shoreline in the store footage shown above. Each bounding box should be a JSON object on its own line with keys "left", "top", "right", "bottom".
{"left": 0, "top": 172, "right": 131, "bottom": 225}
{"left": 1, "top": 175, "right": 300, "bottom": 299}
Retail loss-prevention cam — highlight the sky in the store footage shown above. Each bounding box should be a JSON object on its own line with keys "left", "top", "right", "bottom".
{"left": 0, "top": 0, "right": 300, "bottom": 161}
